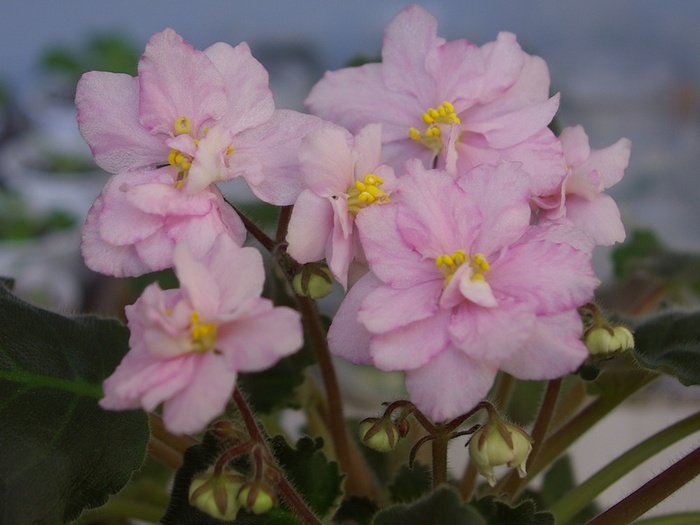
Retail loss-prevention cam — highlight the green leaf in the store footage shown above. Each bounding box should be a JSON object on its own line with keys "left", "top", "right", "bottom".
{"left": 472, "top": 495, "right": 554, "bottom": 525}
{"left": 633, "top": 310, "right": 700, "bottom": 386}
{"left": 333, "top": 496, "right": 378, "bottom": 525}
{"left": 372, "top": 485, "right": 485, "bottom": 525}
{"left": 270, "top": 435, "right": 343, "bottom": 517}
{"left": 0, "top": 282, "right": 149, "bottom": 525}
{"left": 388, "top": 463, "right": 431, "bottom": 504}
{"left": 539, "top": 455, "right": 599, "bottom": 524}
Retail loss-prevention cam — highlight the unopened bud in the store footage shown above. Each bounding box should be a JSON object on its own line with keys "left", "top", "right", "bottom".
{"left": 584, "top": 325, "right": 634, "bottom": 355}
{"left": 468, "top": 420, "right": 533, "bottom": 487}
{"left": 189, "top": 466, "right": 246, "bottom": 521}
{"left": 238, "top": 482, "right": 276, "bottom": 515}
{"left": 292, "top": 265, "right": 334, "bottom": 299}
{"left": 359, "top": 418, "right": 401, "bottom": 452}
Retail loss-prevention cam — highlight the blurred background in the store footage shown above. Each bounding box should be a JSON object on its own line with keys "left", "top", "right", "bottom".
{"left": 1, "top": 0, "right": 699, "bottom": 519}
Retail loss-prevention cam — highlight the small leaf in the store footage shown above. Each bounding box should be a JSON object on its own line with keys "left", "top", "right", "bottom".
{"left": 633, "top": 310, "right": 700, "bottom": 386}
{"left": 0, "top": 282, "right": 149, "bottom": 525}
{"left": 388, "top": 463, "right": 431, "bottom": 504}
{"left": 270, "top": 435, "right": 343, "bottom": 517}
{"left": 472, "top": 495, "right": 554, "bottom": 525}
{"left": 372, "top": 485, "right": 485, "bottom": 525}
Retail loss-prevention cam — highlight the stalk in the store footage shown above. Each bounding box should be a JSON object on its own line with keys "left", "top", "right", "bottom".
{"left": 585, "top": 445, "right": 700, "bottom": 525}
{"left": 550, "top": 410, "right": 700, "bottom": 524}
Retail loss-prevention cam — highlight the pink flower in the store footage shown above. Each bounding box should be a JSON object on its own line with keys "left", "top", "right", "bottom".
{"left": 286, "top": 124, "right": 397, "bottom": 288}
{"left": 76, "top": 28, "right": 320, "bottom": 204}
{"left": 329, "top": 160, "right": 597, "bottom": 421}
{"left": 100, "top": 234, "right": 303, "bottom": 435}
{"left": 536, "top": 125, "right": 631, "bottom": 245}
{"left": 305, "top": 5, "right": 564, "bottom": 196}
{"left": 81, "top": 167, "right": 246, "bottom": 277}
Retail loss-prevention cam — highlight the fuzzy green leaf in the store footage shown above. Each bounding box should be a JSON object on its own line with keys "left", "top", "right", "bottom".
{"left": 0, "top": 283, "right": 149, "bottom": 525}
{"left": 472, "top": 495, "right": 554, "bottom": 525}
{"left": 373, "top": 486, "right": 485, "bottom": 525}
{"left": 388, "top": 463, "right": 431, "bottom": 504}
{"left": 270, "top": 435, "right": 343, "bottom": 517}
{"left": 633, "top": 310, "right": 700, "bottom": 386}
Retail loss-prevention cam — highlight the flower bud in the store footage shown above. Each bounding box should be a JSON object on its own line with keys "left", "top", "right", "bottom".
{"left": 584, "top": 325, "right": 634, "bottom": 355}
{"left": 292, "top": 265, "right": 334, "bottom": 299}
{"left": 359, "top": 418, "right": 401, "bottom": 452}
{"left": 238, "top": 482, "right": 276, "bottom": 515}
{"left": 468, "top": 421, "right": 533, "bottom": 487}
{"left": 188, "top": 466, "right": 246, "bottom": 521}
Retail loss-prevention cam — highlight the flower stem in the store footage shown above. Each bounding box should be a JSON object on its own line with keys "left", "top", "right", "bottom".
{"left": 229, "top": 200, "right": 276, "bottom": 251}
{"left": 632, "top": 513, "right": 700, "bottom": 525}
{"left": 431, "top": 430, "right": 450, "bottom": 488}
{"left": 585, "top": 444, "right": 700, "bottom": 525}
{"left": 276, "top": 205, "right": 293, "bottom": 244}
{"left": 232, "top": 388, "right": 324, "bottom": 525}
{"left": 550, "top": 410, "right": 700, "bottom": 524}
{"left": 295, "top": 296, "right": 356, "bottom": 488}
{"left": 518, "top": 373, "right": 657, "bottom": 487}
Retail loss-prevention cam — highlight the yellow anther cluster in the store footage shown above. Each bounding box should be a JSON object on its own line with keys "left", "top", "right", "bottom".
{"left": 168, "top": 149, "right": 193, "bottom": 171}
{"left": 421, "top": 102, "right": 461, "bottom": 126}
{"left": 346, "top": 174, "right": 389, "bottom": 215}
{"left": 190, "top": 311, "right": 217, "bottom": 352}
{"left": 408, "top": 101, "right": 461, "bottom": 153}
{"left": 174, "top": 116, "right": 193, "bottom": 135}
{"left": 435, "top": 250, "right": 490, "bottom": 284}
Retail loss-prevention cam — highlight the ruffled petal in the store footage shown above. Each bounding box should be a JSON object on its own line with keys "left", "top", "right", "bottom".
{"left": 138, "top": 28, "right": 227, "bottom": 135}
{"left": 405, "top": 345, "right": 498, "bottom": 422}
{"left": 75, "top": 72, "right": 167, "bottom": 173}
{"left": 286, "top": 190, "right": 335, "bottom": 264}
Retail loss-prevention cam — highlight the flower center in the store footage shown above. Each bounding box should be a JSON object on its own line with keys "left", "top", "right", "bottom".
{"left": 346, "top": 174, "right": 389, "bottom": 215}
{"left": 408, "top": 101, "right": 461, "bottom": 152}
{"left": 166, "top": 117, "right": 234, "bottom": 189}
{"left": 435, "top": 250, "right": 490, "bottom": 284}
{"left": 189, "top": 310, "right": 217, "bottom": 352}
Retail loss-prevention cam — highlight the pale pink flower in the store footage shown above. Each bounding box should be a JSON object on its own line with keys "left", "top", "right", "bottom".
{"left": 286, "top": 124, "right": 396, "bottom": 288}
{"left": 329, "top": 160, "right": 597, "bottom": 421}
{"left": 305, "top": 5, "right": 564, "bottom": 196}
{"left": 100, "top": 234, "right": 303, "bottom": 435}
{"left": 535, "top": 125, "right": 631, "bottom": 245}
{"left": 76, "top": 28, "right": 320, "bottom": 204}
{"left": 81, "top": 167, "right": 246, "bottom": 277}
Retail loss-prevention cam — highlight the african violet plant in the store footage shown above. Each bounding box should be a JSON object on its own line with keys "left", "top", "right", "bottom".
{"left": 2, "top": 5, "right": 700, "bottom": 525}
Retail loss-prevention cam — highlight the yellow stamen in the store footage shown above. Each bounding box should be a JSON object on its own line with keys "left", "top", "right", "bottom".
{"left": 346, "top": 173, "right": 389, "bottom": 215}
{"left": 174, "top": 116, "right": 193, "bottom": 135}
{"left": 409, "top": 101, "right": 461, "bottom": 152}
{"left": 435, "top": 250, "right": 490, "bottom": 284}
{"left": 190, "top": 311, "right": 217, "bottom": 352}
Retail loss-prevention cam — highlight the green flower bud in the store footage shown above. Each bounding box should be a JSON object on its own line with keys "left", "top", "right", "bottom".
{"left": 238, "top": 483, "right": 276, "bottom": 515}
{"left": 359, "top": 418, "right": 400, "bottom": 452}
{"left": 468, "top": 421, "right": 533, "bottom": 487}
{"left": 188, "top": 466, "right": 246, "bottom": 521}
{"left": 584, "top": 325, "right": 634, "bottom": 355}
{"left": 292, "top": 265, "right": 334, "bottom": 299}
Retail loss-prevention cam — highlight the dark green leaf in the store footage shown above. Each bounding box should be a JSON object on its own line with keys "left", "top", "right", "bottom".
{"left": 583, "top": 352, "right": 657, "bottom": 398}
{"left": 333, "top": 496, "right": 378, "bottom": 525}
{"left": 372, "top": 485, "right": 485, "bottom": 525}
{"left": 612, "top": 229, "right": 665, "bottom": 280}
{"left": 270, "top": 435, "right": 343, "bottom": 517}
{"left": 388, "top": 463, "right": 431, "bottom": 504}
{"left": 472, "top": 495, "right": 554, "bottom": 525}
{"left": 633, "top": 310, "right": 700, "bottom": 386}
{"left": 0, "top": 283, "right": 149, "bottom": 525}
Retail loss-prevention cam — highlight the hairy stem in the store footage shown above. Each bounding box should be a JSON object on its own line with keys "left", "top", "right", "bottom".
{"left": 232, "top": 388, "right": 324, "bottom": 525}
{"left": 585, "top": 445, "right": 700, "bottom": 525}
{"left": 432, "top": 431, "right": 450, "bottom": 488}
{"left": 551, "top": 410, "right": 700, "bottom": 524}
